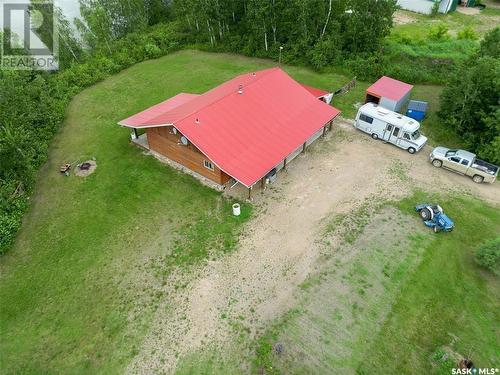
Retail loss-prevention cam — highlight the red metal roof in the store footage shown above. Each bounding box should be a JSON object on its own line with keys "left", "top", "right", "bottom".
{"left": 119, "top": 93, "right": 199, "bottom": 127}
{"left": 300, "top": 84, "right": 329, "bottom": 98}
{"left": 366, "top": 76, "right": 413, "bottom": 101}
{"left": 119, "top": 68, "right": 340, "bottom": 187}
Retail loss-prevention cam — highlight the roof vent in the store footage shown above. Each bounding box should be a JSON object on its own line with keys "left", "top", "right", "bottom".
{"left": 252, "top": 72, "right": 256, "bottom": 77}
{"left": 195, "top": 117, "right": 200, "bottom": 124}
{"left": 238, "top": 84, "right": 243, "bottom": 94}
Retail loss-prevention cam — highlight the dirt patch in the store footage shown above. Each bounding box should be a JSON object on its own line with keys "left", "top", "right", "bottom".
{"left": 456, "top": 6, "right": 481, "bottom": 15}
{"left": 393, "top": 10, "right": 417, "bottom": 25}
{"left": 126, "top": 118, "right": 500, "bottom": 374}
{"left": 74, "top": 160, "right": 97, "bottom": 177}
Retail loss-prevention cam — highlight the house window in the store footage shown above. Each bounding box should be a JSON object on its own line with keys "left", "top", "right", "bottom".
{"left": 204, "top": 160, "right": 214, "bottom": 171}
{"left": 359, "top": 114, "right": 373, "bottom": 124}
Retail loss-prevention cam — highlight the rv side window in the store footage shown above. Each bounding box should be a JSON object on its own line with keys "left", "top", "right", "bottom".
{"left": 359, "top": 114, "right": 373, "bottom": 124}
{"left": 386, "top": 124, "right": 393, "bottom": 132}
{"left": 403, "top": 133, "right": 410, "bottom": 140}
{"left": 392, "top": 127, "right": 400, "bottom": 137}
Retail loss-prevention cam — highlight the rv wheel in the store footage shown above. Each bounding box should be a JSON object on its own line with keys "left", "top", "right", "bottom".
{"left": 371, "top": 133, "right": 378, "bottom": 140}
{"left": 432, "top": 159, "right": 442, "bottom": 168}
{"left": 407, "top": 147, "right": 416, "bottom": 154}
{"left": 472, "top": 175, "right": 484, "bottom": 184}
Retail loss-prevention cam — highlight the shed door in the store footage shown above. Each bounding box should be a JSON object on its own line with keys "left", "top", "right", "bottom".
{"left": 365, "top": 93, "right": 380, "bottom": 105}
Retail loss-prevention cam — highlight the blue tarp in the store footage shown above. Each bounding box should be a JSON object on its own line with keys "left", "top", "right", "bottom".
{"left": 406, "top": 100, "right": 428, "bottom": 121}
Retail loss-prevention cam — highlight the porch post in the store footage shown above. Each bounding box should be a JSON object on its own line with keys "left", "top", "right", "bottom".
{"left": 248, "top": 186, "right": 252, "bottom": 200}
{"left": 328, "top": 120, "right": 333, "bottom": 131}
{"left": 133, "top": 128, "right": 138, "bottom": 139}
{"left": 283, "top": 157, "right": 287, "bottom": 171}
{"left": 261, "top": 177, "right": 266, "bottom": 193}
{"left": 322, "top": 125, "right": 327, "bottom": 138}
{"left": 302, "top": 142, "right": 307, "bottom": 154}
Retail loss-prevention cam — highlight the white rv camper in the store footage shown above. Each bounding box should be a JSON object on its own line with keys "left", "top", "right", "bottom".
{"left": 354, "top": 103, "right": 428, "bottom": 154}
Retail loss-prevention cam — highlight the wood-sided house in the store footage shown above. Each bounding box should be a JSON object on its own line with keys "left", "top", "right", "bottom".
{"left": 118, "top": 68, "right": 340, "bottom": 196}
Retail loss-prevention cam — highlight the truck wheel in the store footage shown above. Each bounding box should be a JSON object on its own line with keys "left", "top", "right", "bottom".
{"left": 432, "top": 159, "right": 442, "bottom": 168}
{"left": 433, "top": 225, "right": 439, "bottom": 233}
{"left": 371, "top": 133, "right": 379, "bottom": 140}
{"left": 407, "top": 147, "right": 416, "bottom": 154}
{"left": 472, "top": 175, "right": 484, "bottom": 184}
{"left": 420, "top": 208, "right": 431, "bottom": 220}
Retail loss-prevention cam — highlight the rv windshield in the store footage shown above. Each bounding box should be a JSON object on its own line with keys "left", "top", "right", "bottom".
{"left": 411, "top": 130, "right": 421, "bottom": 140}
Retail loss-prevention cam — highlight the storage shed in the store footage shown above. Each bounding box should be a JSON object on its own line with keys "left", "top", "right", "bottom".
{"left": 365, "top": 76, "right": 413, "bottom": 113}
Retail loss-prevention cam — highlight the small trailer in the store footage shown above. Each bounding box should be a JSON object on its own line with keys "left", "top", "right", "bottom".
{"left": 354, "top": 103, "right": 428, "bottom": 154}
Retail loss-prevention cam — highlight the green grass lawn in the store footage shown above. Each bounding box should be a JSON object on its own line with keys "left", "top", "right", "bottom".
{"left": 388, "top": 7, "right": 500, "bottom": 62}
{"left": 251, "top": 194, "right": 499, "bottom": 375}
{"left": 360, "top": 193, "right": 500, "bottom": 374}
{"left": 384, "top": 9, "right": 499, "bottom": 86}
{"left": 392, "top": 8, "right": 500, "bottom": 40}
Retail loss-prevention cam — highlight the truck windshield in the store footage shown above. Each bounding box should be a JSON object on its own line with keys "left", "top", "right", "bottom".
{"left": 445, "top": 149, "right": 458, "bottom": 157}
{"left": 411, "top": 130, "right": 421, "bottom": 140}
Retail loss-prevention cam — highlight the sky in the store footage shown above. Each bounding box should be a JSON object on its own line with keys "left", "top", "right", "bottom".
{"left": 0, "top": 0, "right": 81, "bottom": 32}
{"left": 1, "top": 0, "right": 82, "bottom": 49}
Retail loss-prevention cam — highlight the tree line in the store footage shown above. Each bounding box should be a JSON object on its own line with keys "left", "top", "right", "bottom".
{"left": 171, "top": 0, "right": 397, "bottom": 68}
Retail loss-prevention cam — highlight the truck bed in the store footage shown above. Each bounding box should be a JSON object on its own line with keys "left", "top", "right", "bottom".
{"left": 472, "top": 159, "right": 499, "bottom": 176}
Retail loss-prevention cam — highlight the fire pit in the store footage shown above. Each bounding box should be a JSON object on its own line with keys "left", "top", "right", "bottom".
{"left": 74, "top": 160, "right": 97, "bottom": 177}
{"left": 79, "top": 162, "right": 91, "bottom": 170}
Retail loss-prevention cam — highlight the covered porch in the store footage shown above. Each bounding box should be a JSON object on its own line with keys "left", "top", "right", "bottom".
{"left": 131, "top": 131, "right": 149, "bottom": 150}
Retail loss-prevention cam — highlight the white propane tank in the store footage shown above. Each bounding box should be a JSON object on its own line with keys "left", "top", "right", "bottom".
{"left": 232, "top": 203, "right": 241, "bottom": 216}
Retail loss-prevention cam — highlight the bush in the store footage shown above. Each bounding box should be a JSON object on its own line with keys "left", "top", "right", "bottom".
{"left": 438, "top": 29, "right": 500, "bottom": 164}
{"left": 144, "top": 43, "right": 162, "bottom": 58}
{"left": 309, "top": 39, "right": 341, "bottom": 70}
{"left": 457, "top": 26, "right": 477, "bottom": 40}
{"left": 475, "top": 237, "right": 500, "bottom": 275}
{"left": 428, "top": 23, "right": 449, "bottom": 40}
{"left": 345, "top": 53, "right": 386, "bottom": 81}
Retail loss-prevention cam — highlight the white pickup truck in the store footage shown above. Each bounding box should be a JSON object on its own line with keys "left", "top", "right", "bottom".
{"left": 429, "top": 147, "right": 499, "bottom": 183}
